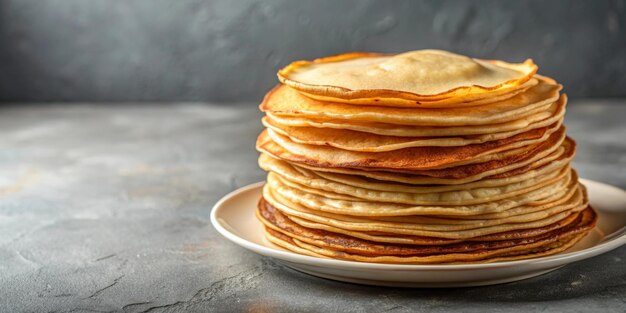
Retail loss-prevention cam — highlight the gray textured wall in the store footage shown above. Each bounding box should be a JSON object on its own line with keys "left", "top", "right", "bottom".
{"left": 0, "top": 0, "right": 624, "bottom": 103}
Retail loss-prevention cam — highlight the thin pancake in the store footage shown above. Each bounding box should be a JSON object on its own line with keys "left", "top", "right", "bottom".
{"left": 257, "top": 198, "right": 596, "bottom": 258}
{"left": 264, "top": 90, "right": 564, "bottom": 137}
{"left": 268, "top": 180, "right": 589, "bottom": 240}
{"left": 288, "top": 232, "right": 587, "bottom": 264}
{"left": 284, "top": 193, "right": 586, "bottom": 239}
{"left": 263, "top": 95, "right": 567, "bottom": 139}
{"left": 259, "top": 197, "right": 589, "bottom": 251}
{"left": 283, "top": 135, "right": 573, "bottom": 185}
{"left": 268, "top": 183, "right": 586, "bottom": 233}
{"left": 268, "top": 165, "right": 570, "bottom": 205}
{"left": 348, "top": 129, "right": 566, "bottom": 176}
{"left": 264, "top": 227, "right": 587, "bottom": 264}
{"left": 262, "top": 186, "right": 583, "bottom": 246}
{"left": 257, "top": 125, "right": 564, "bottom": 171}
{"left": 263, "top": 110, "right": 564, "bottom": 152}
{"left": 264, "top": 170, "right": 577, "bottom": 217}
{"left": 260, "top": 152, "right": 569, "bottom": 194}
{"left": 262, "top": 78, "right": 560, "bottom": 126}
{"left": 277, "top": 50, "right": 538, "bottom": 107}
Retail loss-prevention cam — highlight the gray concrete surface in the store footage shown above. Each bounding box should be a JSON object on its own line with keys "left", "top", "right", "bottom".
{"left": 1, "top": 0, "right": 625, "bottom": 102}
{"left": 0, "top": 100, "right": 625, "bottom": 312}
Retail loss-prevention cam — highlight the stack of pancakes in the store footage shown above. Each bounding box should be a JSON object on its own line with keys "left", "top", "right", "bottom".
{"left": 255, "top": 50, "right": 597, "bottom": 264}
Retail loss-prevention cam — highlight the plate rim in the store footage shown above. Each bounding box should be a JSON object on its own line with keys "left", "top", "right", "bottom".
{"left": 210, "top": 179, "right": 626, "bottom": 271}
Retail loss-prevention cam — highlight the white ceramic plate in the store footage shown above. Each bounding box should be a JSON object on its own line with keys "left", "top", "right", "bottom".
{"left": 211, "top": 179, "right": 626, "bottom": 287}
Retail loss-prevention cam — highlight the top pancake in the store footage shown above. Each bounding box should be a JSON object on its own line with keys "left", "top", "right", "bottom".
{"left": 277, "top": 50, "right": 538, "bottom": 107}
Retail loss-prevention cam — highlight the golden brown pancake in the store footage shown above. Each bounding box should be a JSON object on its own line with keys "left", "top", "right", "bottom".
{"left": 263, "top": 170, "right": 578, "bottom": 217}
{"left": 268, "top": 166, "right": 571, "bottom": 206}
{"left": 259, "top": 149, "right": 568, "bottom": 194}
{"left": 257, "top": 197, "right": 596, "bottom": 263}
{"left": 264, "top": 91, "right": 565, "bottom": 137}
{"left": 266, "top": 177, "right": 586, "bottom": 228}
{"left": 263, "top": 101, "right": 565, "bottom": 153}
{"left": 277, "top": 50, "right": 538, "bottom": 107}
{"left": 262, "top": 107, "right": 563, "bottom": 152}
{"left": 281, "top": 136, "right": 573, "bottom": 185}
{"left": 264, "top": 172, "right": 588, "bottom": 240}
{"left": 264, "top": 227, "right": 587, "bottom": 264}
{"left": 286, "top": 232, "right": 587, "bottom": 264}
{"left": 261, "top": 80, "right": 560, "bottom": 127}
{"left": 257, "top": 124, "right": 564, "bottom": 172}
{"left": 342, "top": 130, "right": 567, "bottom": 178}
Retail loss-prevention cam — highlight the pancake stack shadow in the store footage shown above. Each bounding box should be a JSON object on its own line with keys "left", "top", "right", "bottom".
{"left": 255, "top": 50, "right": 597, "bottom": 264}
